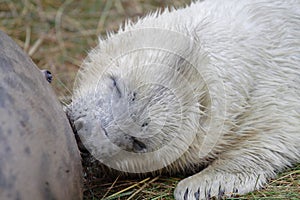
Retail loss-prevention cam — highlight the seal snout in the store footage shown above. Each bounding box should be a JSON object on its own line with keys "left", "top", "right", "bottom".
{"left": 73, "top": 118, "right": 84, "bottom": 132}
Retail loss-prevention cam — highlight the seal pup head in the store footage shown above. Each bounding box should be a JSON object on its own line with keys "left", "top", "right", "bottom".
{"left": 68, "top": 28, "right": 209, "bottom": 173}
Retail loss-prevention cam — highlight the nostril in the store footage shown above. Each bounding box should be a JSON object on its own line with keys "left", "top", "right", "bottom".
{"left": 74, "top": 119, "right": 84, "bottom": 131}
{"left": 132, "top": 137, "right": 147, "bottom": 152}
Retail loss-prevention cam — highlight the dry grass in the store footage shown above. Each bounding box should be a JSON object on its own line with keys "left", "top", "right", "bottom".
{"left": 1, "top": 0, "right": 299, "bottom": 199}
{"left": 82, "top": 158, "right": 300, "bottom": 199}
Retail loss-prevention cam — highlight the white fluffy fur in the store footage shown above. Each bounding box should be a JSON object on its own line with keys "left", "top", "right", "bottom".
{"left": 69, "top": 0, "right": 300, "bottom": 199}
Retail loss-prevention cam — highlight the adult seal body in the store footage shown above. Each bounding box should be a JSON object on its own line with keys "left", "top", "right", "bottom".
{"left": 68, "top": 0, "right": 300, "bottom": 199}
{"left": 0, "top": 30, "right": 82, "bottom": 200}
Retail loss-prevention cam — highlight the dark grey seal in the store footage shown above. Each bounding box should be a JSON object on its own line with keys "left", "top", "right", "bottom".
{"left": 0, "top": 30, "right": 82, "bottom": 200}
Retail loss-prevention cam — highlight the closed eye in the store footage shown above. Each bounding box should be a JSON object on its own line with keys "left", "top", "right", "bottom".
{"left": 110, "top": 76, "right": 122, "bottom": 98}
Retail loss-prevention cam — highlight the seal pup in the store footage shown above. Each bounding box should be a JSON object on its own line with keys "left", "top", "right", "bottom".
{"left": 67, "top": 0, "right": 300, "bottom": 199}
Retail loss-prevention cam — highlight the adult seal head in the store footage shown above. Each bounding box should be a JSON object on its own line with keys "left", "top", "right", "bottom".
{"left": 67, "top": 0, "right": 300, "bottom": 199}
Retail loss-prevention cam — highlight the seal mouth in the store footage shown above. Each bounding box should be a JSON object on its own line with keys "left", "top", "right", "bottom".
{"left": 132, "top": 137, "right": 147, "bottom": 153}
{"left": 101, "top": 125, "right": 147, "bottom": 153}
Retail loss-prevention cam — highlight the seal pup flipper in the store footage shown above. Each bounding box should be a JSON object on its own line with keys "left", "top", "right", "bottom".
{"left": 174, "top": 145, "right": 285, "bottom": 199}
